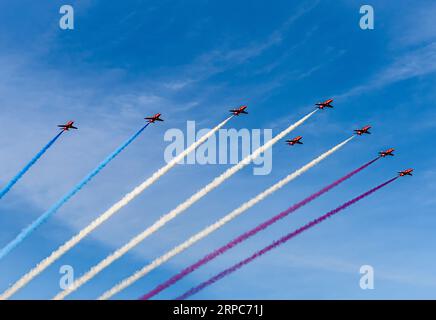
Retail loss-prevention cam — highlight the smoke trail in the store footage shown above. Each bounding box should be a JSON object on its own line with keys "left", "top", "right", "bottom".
{"left": 0, "top": 123, "right": 151, "bottom": 261}
{"left": 0, "top": 131, "right": 63, "bottom": 200}
{"left": 176, "top": 176, "right": 398, "bottom": 300}
{"left": 100, "top": 135, "right": 365, "bottom": 300}
{"left": 138, "top": 153, "right": 379, "bottom": 300}
{"left": 0, "top": 116, "right": 232, "bottom": 299}
{"left": 53, "top": 110, "right": 318, "bottom": 300}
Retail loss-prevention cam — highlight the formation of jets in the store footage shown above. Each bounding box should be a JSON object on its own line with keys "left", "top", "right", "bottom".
{"left": 57, "top": 113, "right": 165, "bottom": 132}
{"left": 57, "top": 100, "right": 413, "bottom": 178}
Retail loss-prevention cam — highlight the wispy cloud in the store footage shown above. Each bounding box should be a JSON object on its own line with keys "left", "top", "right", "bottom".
{"left": 275, "top": 252, "right": 436, "bottom": 287}
{"left": 390, "top": 1, "right": 436, "bottom": 48}
{"left": 164, "top": 0, "right": 320, "bottom": 87}
{"left": 336, "top": 42, "right": 436, "bottom": 101}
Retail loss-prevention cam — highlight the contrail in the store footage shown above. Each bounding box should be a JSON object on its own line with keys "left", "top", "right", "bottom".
{"left": 0, "top": 131, "right": 64, "bottom": 200}
{"left": 0, "top": 116, "right": 232, "bottom": 299}
{"left": 175, "top": 176, "right": 399, "bottom": 300}
{"left": 101, "top": 135, "right": 364, "bottom": 300}
{"left": 0, "top": 123, "right": 151, "bottom": 261}
{"left": 139, "top": 152, "right": 380, "bottom": 300}
{"left": 53, "top": 109, "right": 318, "bottom": 300}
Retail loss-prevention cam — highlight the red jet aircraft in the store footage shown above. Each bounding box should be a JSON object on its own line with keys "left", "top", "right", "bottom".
{"left": 399, "top": 168, "right": 413, "bottom": 176}
{"left": 315, "top": 99, "right": 334, "bottom": 109}
{"left": 286, "top": 136, "right": 303, "bottom": 146}
{"left": 57, "top": 121, "right": 78, "bottom": 131}
{"left": 145, "top": 113, "right": 164, "bottom": 123}
{"left": 354, "top": 125, "right": 371, "bottom": 135}
{"left": 379, "top": 148, "right": 394, "bottom": 157}
{"left": 229, "top": 106, "right": 248, "bottom": 116}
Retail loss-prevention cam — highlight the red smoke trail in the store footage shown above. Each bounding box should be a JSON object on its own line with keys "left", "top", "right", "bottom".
{"left": 140, "top": 157, "right": 380, "bottom": 300}
{"left": 176, "top": 176, "right": 398, "bottom": 300}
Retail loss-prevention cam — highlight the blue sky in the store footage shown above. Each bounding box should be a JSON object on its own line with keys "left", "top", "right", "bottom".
{"left": 0, "top": 0, "right": 435, "bottom": 299}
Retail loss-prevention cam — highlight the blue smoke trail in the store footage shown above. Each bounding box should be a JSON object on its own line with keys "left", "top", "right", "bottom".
{"left": 0, "top": 123, "right": 150, "bottom": 260}
{"left": 0, "top": 131, "right": 64, "bottom": 200}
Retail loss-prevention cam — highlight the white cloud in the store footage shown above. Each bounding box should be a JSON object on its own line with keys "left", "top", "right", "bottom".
{"left": 336, "top": 42, "right": 436, "bottom": 101}
{"left": 391, "top": 2, "right": 436, "bottom": 47}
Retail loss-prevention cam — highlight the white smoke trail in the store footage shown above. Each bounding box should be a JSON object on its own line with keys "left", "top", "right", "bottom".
{"left": 0, "top": 116, "right": 233, "bottom": 300}
{"left": 53, "top": 109, "right": 318, "bottom": 300}
{"left": 98, "top": 135, "right": 354, "bottom": 299}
